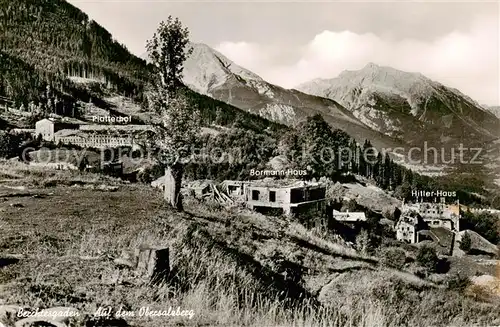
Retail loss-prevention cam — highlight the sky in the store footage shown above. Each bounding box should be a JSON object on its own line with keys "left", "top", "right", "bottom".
{"left": 68, "top": 0, "right": 500, "bottom": 106}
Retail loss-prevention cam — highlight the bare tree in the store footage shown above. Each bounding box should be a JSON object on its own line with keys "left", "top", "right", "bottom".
{"left": 146, "top": 16, "right": 199, "bottom": 210}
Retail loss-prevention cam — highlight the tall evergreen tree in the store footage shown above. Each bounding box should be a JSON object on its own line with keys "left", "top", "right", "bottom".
{"left": 383, "top": 154, "right": 392, "bottom": 189}
{"left": 363, "top": 140, "right": 376, "bottom": 178}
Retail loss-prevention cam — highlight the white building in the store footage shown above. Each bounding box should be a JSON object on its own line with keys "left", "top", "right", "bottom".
{"left": 28, "top": 162, "right": 79, "bottom": 170}
{"left": 35, "top": 118, "right": 79, "bottom": 142}
{"left": 10, "top": 128, "right": 35, "bottom": 135}
{"left": 332, "top": 210, "right": 367, "bottom": 222}
{"left": 396, "top": 214, "right": 420, "bottom": 244}
{"left": 54, "top": 130, "right": 134, "bottom": 148}
{"left": 35, "top": 118, "right": 151, "bottom": 149}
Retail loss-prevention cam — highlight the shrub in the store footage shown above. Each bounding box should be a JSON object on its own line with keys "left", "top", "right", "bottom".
{"left": 342, "top": 199, "right": 359, "bottom": 212}
{"left": 356, "top": 229, "right": 373, "bottom": 255}
{"left": 379, "top": 247, "right": 406, "bottom": 269}
{"left": 137, "top": 165, "right": 164, "bottom": 184}
{"left": 416, "top": 245, "right": 439, "bottom": 273}
{"left": 459, "top": 232, "right": 472, "bottom": 253}
{"left": 460, "top": 210, "right": 499, "bottom": 244}
{"left": 0, "top": 131, "right": 22, "bottom": 159}
{"left": 447, "top": 274, "right": 471, "bottom": 293}
{"left": 137, "top": 168, "right": 152, "bottom": 184}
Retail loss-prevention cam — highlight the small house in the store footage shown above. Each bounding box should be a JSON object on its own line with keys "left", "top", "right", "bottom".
{"left": 332, "top": 210, "right": 367, "bottom": 223}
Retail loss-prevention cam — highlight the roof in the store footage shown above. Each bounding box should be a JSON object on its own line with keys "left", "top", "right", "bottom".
{"left": 332, "top": 210, "right": 367, "bottom": 221}
{"left": 36, "top": 118, "right": 84, "bottom": 125}
{"left": 54, "top": 129, "right": 83, "bottom": 138}
{"left": 55, "top": 129, "right": 132, "bottom": 138}
{"left": 35, "top": 118, "right": 54, "bottom": 125}
{"left": 11, "top": 128, "right": 35, "bottom": 133}
{"left": 79, "top": 124, "right": 153, "bottom": 131}
{"left": 246, "top": 178, "right": 324, "bottom": 189}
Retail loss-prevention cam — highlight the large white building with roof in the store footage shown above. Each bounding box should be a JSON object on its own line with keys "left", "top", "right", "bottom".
{"left": 35, "top": 118, "right": 152, "bottom": 149}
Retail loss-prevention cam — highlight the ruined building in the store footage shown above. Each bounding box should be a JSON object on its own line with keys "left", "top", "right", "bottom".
{"left": 221, "top": 179, "right": 326, "bottom": 216}
{"left": 396, "top": 197, "right": 461, "bottom": 244}
{"left": 402, "top": 198, "right": 460, "bottom": 232}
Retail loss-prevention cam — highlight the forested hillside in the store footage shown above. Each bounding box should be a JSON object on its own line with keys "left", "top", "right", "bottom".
{"left": 0, "top": 0, "right": 147, "bottom": 108}
{"left": 0, "top": 0, "right": 286, "bottom": 134}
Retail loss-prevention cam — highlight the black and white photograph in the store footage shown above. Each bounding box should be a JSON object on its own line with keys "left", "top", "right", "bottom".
{"left": 0, "top": 0, "right": 499, "bottom": 326}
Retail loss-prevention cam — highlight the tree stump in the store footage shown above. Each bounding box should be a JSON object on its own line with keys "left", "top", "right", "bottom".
{"left": 164, "top": 164, "right": 183, "bottom": 210}
{"left": 135, "top": 246, "right": 170, "bottom": 283}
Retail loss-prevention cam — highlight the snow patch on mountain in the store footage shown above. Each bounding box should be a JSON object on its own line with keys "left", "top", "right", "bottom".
{"left": 398, "top": 162, "right": 448, "bottom": 177}
{"left": 68, "top": 76, "right": 105, "bottom": 85}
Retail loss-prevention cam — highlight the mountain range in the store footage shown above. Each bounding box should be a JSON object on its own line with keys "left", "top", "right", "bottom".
{"left": 176, "top": 43, "right": 500, "bottom": 180}
{"left": 180, "top": 44, "right": 500, "bottom": 148}
{"left": 179, "top": 43, "right": 404, "bottom": 152}
{"left": 486, "top": 106, "right": 500, "bottom": 119}
{"left": 296, "top": 64, "right": 499, "bottom": 147}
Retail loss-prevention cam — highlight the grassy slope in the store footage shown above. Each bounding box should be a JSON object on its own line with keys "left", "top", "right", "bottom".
{"left": 0, "top": 163, "right": 499, "bottom": 326}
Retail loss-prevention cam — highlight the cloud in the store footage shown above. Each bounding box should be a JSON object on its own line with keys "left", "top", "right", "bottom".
{"left": 215, "top": 15, "right": 499, "bottom": 105}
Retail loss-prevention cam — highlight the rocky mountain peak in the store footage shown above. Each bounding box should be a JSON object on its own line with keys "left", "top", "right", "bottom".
{"left": 182, "top": 42, "right": 263, "bottom": 95}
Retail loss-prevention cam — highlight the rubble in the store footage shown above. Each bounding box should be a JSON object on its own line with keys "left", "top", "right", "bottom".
{"left": 183, "top": 180, "right": 235, "bottom": 205}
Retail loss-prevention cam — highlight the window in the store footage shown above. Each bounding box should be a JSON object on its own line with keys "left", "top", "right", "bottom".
{"left": 290, "top": 188, "right": 305, "bottom": 203}
{"left": 252, "top": 190, "right": 260, "bottom": 201}
{"left": 269, "top": 191, "right": 276, "bottom": 202}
